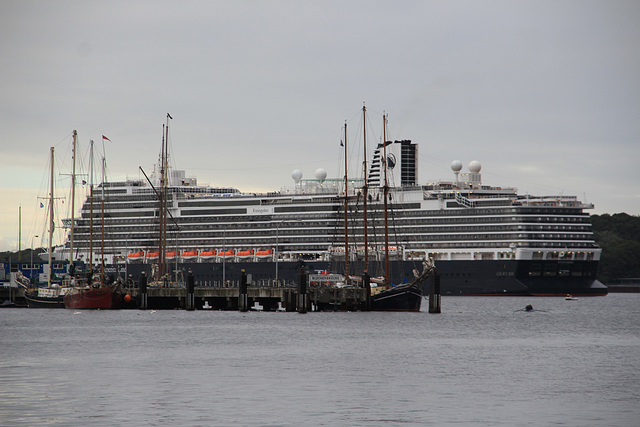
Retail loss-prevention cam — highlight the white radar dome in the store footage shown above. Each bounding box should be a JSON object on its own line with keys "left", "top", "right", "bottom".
{"left": 469, "top": 160, "right": 481, "bottom": 173}
{"left": 315, "top": 168, "right": 327, "bottom": 182}
{"left": 451, "top": 160, "right": 463, "bottom": 172}
{"left": 291, "top": 169, "right": 303, "bottom": 182}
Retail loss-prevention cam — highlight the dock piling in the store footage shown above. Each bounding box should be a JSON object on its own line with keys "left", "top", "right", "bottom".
{"left": 297, "top": 267, "right": 307, "bottom": 313}
{"left": 139, "top": 271, "right": 148, "bottom": 310}
{"left": 186, "top": 270, "right": 195, "bottom": 311}
{"left": 428, "top": 271, "right": 441, "bottom": 313}
{"left": 238, "top": 270, "right": 248, "bottom": 312}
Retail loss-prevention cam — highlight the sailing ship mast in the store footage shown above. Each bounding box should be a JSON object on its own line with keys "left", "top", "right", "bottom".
{"left": 100, "top": 154, "right": 106, "bottom": 282}
{"left": 343, "top": 121, "right": 349, "bottom": 283}
{"left": 89, "top": 140, "right": 94, "bottom": 268}
{"left": 69, "top": 130, "right": 77, "bottom": 263}
{"left": 382, "top": 114, "right": 390, "bottom": 288}
{"left": 157, "top": 113, "right": 172, "bottom": 281}
{"left": 362, "top": 104, "right": 369, "bottom": 275}
{"left": 48, "top": 147, "right": 54, "bottom": 288}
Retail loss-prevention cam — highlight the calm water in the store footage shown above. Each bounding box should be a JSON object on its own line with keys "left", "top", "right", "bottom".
{"left": 1, "top": 294, "right": 639, "bottom": 426}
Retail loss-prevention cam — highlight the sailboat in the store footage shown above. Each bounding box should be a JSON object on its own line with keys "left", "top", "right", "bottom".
{"left": 368, "top": 109, "right": 431, "bottom": 311}
{"left": 21, "top": 145, "right": 74, "bottom": 308}
{"left": 139, "top": 114, "right": 184, "bottom": 290}
{"left": 340, "top": 106, "right": 433, "bottom": 311}
{"left": 64, "top": 138, "right": 115, "bottom": 309}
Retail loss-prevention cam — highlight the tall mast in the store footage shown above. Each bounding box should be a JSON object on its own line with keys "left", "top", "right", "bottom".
{"left": 48, "top": 147, "right": 54, "bottom": 288}
{"left": 89, "top": 140, "right": 94, "bottom": 268}
{"left": 343, "top": 121, "right": 349, "bottom": 282}
{"left": 18, "top": 206, "right": 21, "bottom": 262}
{"left": 101, "top": 155, "right": 105, "bottom": 282}
{"left": 160, "top": 113, "right": 173, "bottom": 280}
{"left": 362, "top": 104, "right": 368, "bottom": 273}
{"left": 70, "top": 130, "right": 77, "bottom": 263}
{"left": 382, "top": 114, "right": 390, "bottom": 287}
{"left": 158, "top": 123, "right": 167, "bottom": 280}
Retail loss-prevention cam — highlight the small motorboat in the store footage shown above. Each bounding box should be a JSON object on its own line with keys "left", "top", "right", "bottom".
{"left": 565, "top": 294, "right": 578, "bottom": 300}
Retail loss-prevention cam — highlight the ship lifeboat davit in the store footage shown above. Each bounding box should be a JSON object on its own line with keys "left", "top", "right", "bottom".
{"left": 236, "top": 249, "right": 254, "bottom": 260}
{"left": 145, "top": 251, "right": 160, "bottom": 262}
{"left": 255, "top": 249, "right": 274, "bottom": 259}
{"left": 198, "top": 250, "right": 217, "bottom": 261}
{"left": 181, "top": 250, "right": 199, "bottom": 261}
{"left": 218, "top": 249, "right": 235, "bottom": 260}
{"left": 127, "top": 251, "right": 145, "bottom": 263}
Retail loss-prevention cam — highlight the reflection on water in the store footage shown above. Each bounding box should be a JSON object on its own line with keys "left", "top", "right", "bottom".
{"left": 1, "top": 295, "right": 639, "bottom": 426}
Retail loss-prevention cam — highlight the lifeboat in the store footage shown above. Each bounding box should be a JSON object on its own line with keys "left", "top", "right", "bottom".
{"left": 198, "top": 250, "right": 217, "bottom": 261}
{"left": 145, "top": 251, "right": 160, "bottom": 262}
{"left": 127, "top": 250, "right": 145, "bottom": 262}
{"left": 379, "top": 246, "right": 400, "bottom": 256}
{"left": 217, "top": 249, "right": 235, "bottom": 260}
{"left": 329, "top": 247, "right": 346, "bottom": 258}
{"left": 181, "top": 250, "right": 199, "bottom": 261}
{"left": 165, "top": 251, "right": 179, "bottom": 261}
{"left": 236, "top": 249, "right": 254, "bottom": 259}
{"left": 255, "top": 249, "right": 274, "bottom": 259}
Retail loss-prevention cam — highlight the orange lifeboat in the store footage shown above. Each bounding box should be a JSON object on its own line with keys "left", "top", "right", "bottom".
{"left": 255, "top": 249, "right": 274, "bottom": 259}
{"left": 165, "top": 250, "right": 179, "bottom": 261}
{"left": 145, "top": 251, "right": 160, "bottom": 262}
{"left": 181, "top": 250, "right": 199, "bottom": 261}
{"left": 198, "top": 250, "right": 217, "bottom": 261}
{"left": 127, "top": 250, "right": 145, "bottom": 262}
{"left": 217, "top": 249, "right": 236, "bottom": 259}
{"left": 236, "top": 249, "right": 254, "bottom": 259}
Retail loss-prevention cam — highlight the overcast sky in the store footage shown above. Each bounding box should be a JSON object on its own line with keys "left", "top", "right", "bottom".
{"left": 1, "top": 0, "right": 639, "bottom": 252}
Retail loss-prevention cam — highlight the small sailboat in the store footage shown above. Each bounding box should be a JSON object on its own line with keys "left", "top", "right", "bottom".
{"left": 64, "top": 139, "right": 115, "bottom": 310}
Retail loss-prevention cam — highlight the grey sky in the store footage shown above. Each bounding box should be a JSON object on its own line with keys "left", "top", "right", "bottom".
{"left": 1, "top": 0, "right": 639, "bottom": 251}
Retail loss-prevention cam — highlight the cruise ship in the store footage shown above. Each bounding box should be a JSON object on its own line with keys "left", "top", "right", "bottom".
{"left": 57, "top": 139, "right": 606, "bottom": 296}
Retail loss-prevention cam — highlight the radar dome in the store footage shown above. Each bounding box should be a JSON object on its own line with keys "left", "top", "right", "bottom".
{"left": 469, "top": 160, "right": 481, "bottom": 173}
{"left": 451, "top": 160, "right": 463, "bottom": 172}
{"left": 315, "top": 168, "right": 327, "bottom": 182}
{"left": 291, "top": 169, "right": 303, "bottom": 182}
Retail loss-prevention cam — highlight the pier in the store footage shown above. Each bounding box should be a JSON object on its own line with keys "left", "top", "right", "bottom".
{"left": 121, "top": 284, "right": 371, "bottom": 311}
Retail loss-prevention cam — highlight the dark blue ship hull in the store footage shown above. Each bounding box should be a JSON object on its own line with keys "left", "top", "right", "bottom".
{"left": 115, "top": 258, "right": 607, "bottom": 296}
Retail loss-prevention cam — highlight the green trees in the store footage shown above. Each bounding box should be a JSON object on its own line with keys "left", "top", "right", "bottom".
{"left": 592, "top": 213, "right": 640, "bottom": 283}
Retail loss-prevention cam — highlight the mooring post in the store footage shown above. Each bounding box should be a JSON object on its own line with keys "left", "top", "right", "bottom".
{"left": 297, "top": 267, "right": 307, "bottom": 313}
{"left": 139, "top": 271, "right": 148, "bottom": 310}
{"left": 429, "top": 270, "right": 441, "bottom": 313}
{"left": 186, "top": 270, "right": 195, "bottom": 311}
{"left": 363, "top": 271, "right": 372, "bottom": 311}
{"left": 239, "top": 269, "right": 248, "bottom": 312}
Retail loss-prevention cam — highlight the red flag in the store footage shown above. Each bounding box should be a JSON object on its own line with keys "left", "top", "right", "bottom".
{"left": 102, "top": 135, "right": 111, "bottom": 142}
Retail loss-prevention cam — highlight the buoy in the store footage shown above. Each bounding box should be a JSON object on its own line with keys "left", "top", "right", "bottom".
{"left": 124, "top": 294, "right": 132, "bottom": 303}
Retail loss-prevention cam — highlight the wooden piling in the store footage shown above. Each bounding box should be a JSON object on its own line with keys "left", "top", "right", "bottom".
{"left": 238, "top": 269, "right": 248, "bottom": 312}
{"left": 363, "top": 272, "right": 372, "bottom": 311}
{"left": 297, "top": 267, "right": 307, "bottom": 313}
{"left": 138, "top": 271, "right": 148, "bottom": 310}
{"left": 186, "top": 270, "right": 195, "bottom": 311}
{"left": 428, "top": 270, "right": 441, "bottom": 313}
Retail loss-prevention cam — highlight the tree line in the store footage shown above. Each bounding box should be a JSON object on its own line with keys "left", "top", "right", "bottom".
{"left": 591, "top": 213, "right": 640, "bottom": 283}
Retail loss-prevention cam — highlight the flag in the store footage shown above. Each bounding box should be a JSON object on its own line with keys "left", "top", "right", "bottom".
{"left": 40, "top": 202, "right": 44, "bottom": 208}
{"left": 167, "top": 113, "right": 173, "bottom": 119}
{"left": 102, "top": 135, "right": 111, "bottom": 142}
{"left": 340, "top": 140, "right": 344, "bottom": 147}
